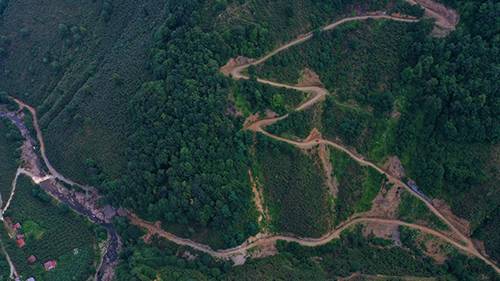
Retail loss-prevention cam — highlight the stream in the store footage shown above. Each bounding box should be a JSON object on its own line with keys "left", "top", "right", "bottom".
{"left": 0, "top": 109, "right": 121, "bottom": 281}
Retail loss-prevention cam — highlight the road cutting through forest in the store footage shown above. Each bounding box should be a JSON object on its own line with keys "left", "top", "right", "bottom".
{"left": 1, "top": 3, "right": 498, "bottom": 279}
{"left": 221, "top": 11, "right": 499, "bottom": 273}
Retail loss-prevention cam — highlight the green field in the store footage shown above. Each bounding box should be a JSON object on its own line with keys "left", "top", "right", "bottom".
{"left": 0, "top": 176, "right": 97, "bottom": 281}
{"left": 0, "top": 118, "right": 22, "bottom": 200}
{"left": 254, "top": 135, "right": 333, "bottom": 237}
{"left": 330, "top": 149, "right": 385, "bottom": 224}
{"left": 397, "top": 190, "right": 449, "bottom": 231}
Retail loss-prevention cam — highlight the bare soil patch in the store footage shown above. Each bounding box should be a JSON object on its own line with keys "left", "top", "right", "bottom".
{"left": 317, "top": 143, "right": 338, "bottom": 197}
{"left": 383, "top": 156, "right": 405, "bottom": 179}
{"left": 408, "top": 0, "right": 459, "bottom": 37}
{"left": 305, "top": 128, "right": 322, "bottom": 142}
{"left": 243, "top": 113, "right": 260, "bottom": 128}
{"left": 248, "top": 239, "right": 278, "bottom": 259}
{"left": 248, "top": 170, "right": 270, "bottom": 227}
{"left": 220, "top": 56, "right": 254, "bottom": 76}
{"left": 364, "top": 184, "right": 403, "bottom": 240}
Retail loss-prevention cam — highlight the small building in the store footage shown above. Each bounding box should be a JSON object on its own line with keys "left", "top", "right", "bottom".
{"left": 27, "top": 255, "right": 37, "bottom": 264}
{"left": 13, "top": 222, "right": 21, "bottom": 230}
{"left": 43, "top": 260, "right": 57, "bottom": 271}
{"left": 16, "top": 234, "right": 25, "bottom": 240}
{"left": 16, "top": 238, "right": 26, "bottom": 248}
{"left": 26, "top": 278, "right": 36, "bottom": 281}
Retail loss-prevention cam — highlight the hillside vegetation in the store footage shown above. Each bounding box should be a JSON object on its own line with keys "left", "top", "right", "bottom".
{"left": 0, "top": 176, "right": 97, "bottom": 281}
{"left": 115, "top": 221, "right": 499, "bottom": 281}
{"left": 0, "top": 118, "right": 21, "bottom": 200}
{"left": 253, "top": 135, "right": 333, "bottom": 237}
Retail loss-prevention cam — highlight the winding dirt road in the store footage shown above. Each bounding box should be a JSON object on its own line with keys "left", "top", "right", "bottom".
{"left": 0, "top": 3, "right": 497, "bottom": 279}
{"left": 130, "top": 212, "right": 476, "bottom": 261}
{"left": 221, "top": 11, "right": 499, "bottom": 273}
{"left": 12, "top": 98, "right": 92, "bottom": 192}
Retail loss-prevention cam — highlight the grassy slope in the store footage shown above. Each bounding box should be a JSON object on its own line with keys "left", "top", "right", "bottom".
{"left": 0, "top": 0, "right": 165, "bottom": 184}
{"left": 254, "top": 135, "right": 333, "bottom": 237}
{"left": 0, "top": 118, "right": 21, "bottom": 200}
{"left": 1, "top": 176, "right": 96, "bottom": 281}
{"left": 330, "top": 149, "right": 384, "bottom": 224}
{"left": 397, "top": 190, "right": 448, "bottom": 231}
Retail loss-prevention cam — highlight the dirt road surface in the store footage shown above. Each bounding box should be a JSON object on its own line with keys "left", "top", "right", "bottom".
{"left": 221, "top": 10, "right": 498, "bottom": 273}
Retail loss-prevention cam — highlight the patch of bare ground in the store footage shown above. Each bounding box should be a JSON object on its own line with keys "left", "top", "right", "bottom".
{"left": 297, "top": 68, "right": 324, "bottom": 87}
{"left": 473, "top": 239, "right": 488, "bottom": 258}
{"left": 264, "top": 109, "right": 278, "bottom": 119}
{"left": 248, "top": 239, "right": 278, "bottom": 259}
{"left": 243, "top": 113, "right": 260, "bottom": 128}
{"left": 220, "top": 56, "right": 254, "bottom": 76}
{"left": 383, "top": 156, "right": 405, "bottom": 179}
{"left": 304, "top": 128, "right": 322, "bottom": 143}
{"left": 248, "top": 170, "right": 270, "bottom": 227}
{"left": 364, "top": 184, "right": 403, "bottom": 241}
{"left": 408, "top": 0, "right": 459, "bottom": 37}
{"left": 317, "top": 142, "right": 339, "bottom": 197}
{"left": 432, "top": 199, "right": 471, "bottom": 236}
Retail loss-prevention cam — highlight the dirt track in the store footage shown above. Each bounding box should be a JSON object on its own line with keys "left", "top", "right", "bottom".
{"left": 1, "top": 3, "right": 497, "bottom": 278}
{"left": 221, "top": 11, "right": 498, "bottom": 273}
{"left": 12, "top": 98, "right": 92, "bottom": 192}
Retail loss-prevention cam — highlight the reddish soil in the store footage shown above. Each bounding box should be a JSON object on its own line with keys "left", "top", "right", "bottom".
{"left": 364, "top": 184, "right": 403, "bottom": 239}
{"left": 317, "top": 143, "right": 339, "bottom": 197}
{"left": 384, "top": 156, "right": 406, "bottom": 179}
{"left": 248, "top": 170, "right": 270, "bottom": 227}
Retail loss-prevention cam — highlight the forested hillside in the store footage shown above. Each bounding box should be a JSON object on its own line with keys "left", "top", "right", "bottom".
{"left": 394, "top": 0, "right": 500, "bottom": 260}
{"left": 1, "top": 0, "right": 499, "bottom": 279}
{"left": 0, "top": 0, "right": 401, "bottom": 248}
{"left": 0, "top": 0, "right": 166, "bottom": 183}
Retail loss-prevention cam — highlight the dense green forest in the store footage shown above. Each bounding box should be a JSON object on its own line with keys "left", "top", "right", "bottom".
{"left": 102, "top": 0, "right": 404, "bottom": 247}
{"left": 393, "top": 0, "right": 500, "bottom": 261}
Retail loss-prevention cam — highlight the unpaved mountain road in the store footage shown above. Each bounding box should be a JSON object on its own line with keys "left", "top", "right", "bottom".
{"left": 130, "top": 212, "right": 479, "bottom": 261}
{"left": 13, "top": 98, "right": 93, "bottom": 193}
{"left": 222, "top": 10, "right": 498, "bottom": 274}
{"left": 1, "top": 2, "right": 497, "bottom": 280}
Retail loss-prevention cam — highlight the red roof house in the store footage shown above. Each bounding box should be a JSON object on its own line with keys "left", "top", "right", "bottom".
{"left": 13, "top": 223, "right": 21, "bottom": 230}
{"left": 44, "top": 260, "right": 57, "bottom": 271}
{"left": 16, "top": 238, "right": 26, "bottom": 248}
